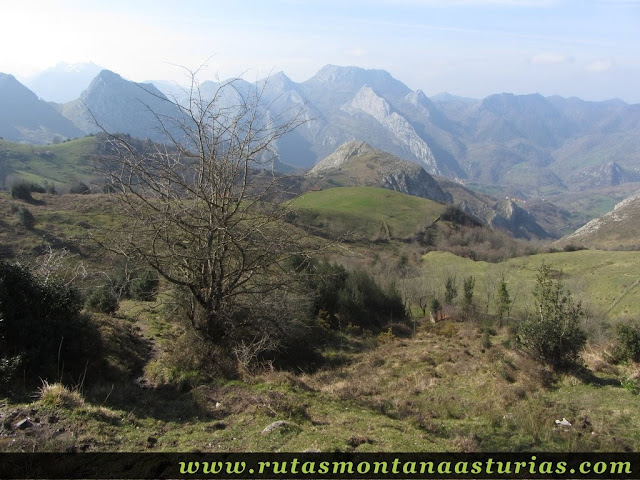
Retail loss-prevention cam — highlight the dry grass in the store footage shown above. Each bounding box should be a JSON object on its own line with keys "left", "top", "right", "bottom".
{"left": 37, "top": 381, "right": 84, "bottom": 409}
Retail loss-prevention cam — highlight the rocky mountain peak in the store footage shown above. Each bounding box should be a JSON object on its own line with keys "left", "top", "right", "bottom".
{"left": 347, "top": 85, "right": 391, "bottom": 121}
{"left": 309, "top": 140, "right": 373, "bottom": 173}
{"left": 62, "top": 69, "right": 178, "bottom": 141}
{"left": 406, "top": 89, "right": 430, "bottom": 107}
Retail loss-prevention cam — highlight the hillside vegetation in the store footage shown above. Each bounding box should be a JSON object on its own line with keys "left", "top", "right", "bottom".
{"left": 2, "top": 180, "right": 640, "bottom": 455}
{"left": 419, "top": 250, "right": 640, "bottom": 321}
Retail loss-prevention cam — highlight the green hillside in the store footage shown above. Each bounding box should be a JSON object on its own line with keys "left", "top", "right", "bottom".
{"left": 291, "top": 186, "right": 446, "bottom": 240}
{"left": 420, "top": 250, "right": 640, "bottom": 320}
{"left": 0, "top": 136, "right": 101, "bottom": 190}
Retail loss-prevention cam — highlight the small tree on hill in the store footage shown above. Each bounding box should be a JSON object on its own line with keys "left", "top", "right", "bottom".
{"left": 16, "top": 206, "right": 36, "bottom": 229}
{"left": 429, "top": 298, "right": 442, "bottom": 322}
{"left": 444, "top": 275, "right": 458, "bottom": 305}
{"left": 518, "top": 262, "right": 586, "bottom": 369}
{"left": 496, "top": 279, "right": 511, "bottom": 324}
{"left": 462, "top": 275, "right": 475, "bottom": 319}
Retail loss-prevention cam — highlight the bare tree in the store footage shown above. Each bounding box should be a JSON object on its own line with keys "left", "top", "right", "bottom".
{"left": 96, "top": 72, "right": 322, "bottom": 347}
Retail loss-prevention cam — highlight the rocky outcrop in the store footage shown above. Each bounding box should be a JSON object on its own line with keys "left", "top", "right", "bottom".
{"left": 342, "top": 86, "right": 439, "bottom": 174}
{"left": 62, "top": 70, "right": 182, "bottom": 142}
{"left": 565, "top": 193, "right": 640, "bottom": 240}
{"left": 309, "top": 141, "right": 452, "bottom": 204}
{"left": 567, "top": 161, "right": 640, "bottom": 191}
{"left": 488, "top": 199, "right": 551, "bottom": 239}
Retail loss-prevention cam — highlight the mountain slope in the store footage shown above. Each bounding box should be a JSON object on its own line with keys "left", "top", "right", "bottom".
{"left": 560, "top": 193, "right": 640, "bottom": 249}
{"left": 0, "top": 73, "right": 84, "bottom": 144}
{"left": 307, "top": 141, "right": 553, "bottom": 239}
{"left": 62, "top": 70, "right": 182, "bottom": 142}
{"left": 0, "top": 136, "right": 111, "bottom": 189}
{"left": 308, "top": 141, "right": 452, "bottom": 203}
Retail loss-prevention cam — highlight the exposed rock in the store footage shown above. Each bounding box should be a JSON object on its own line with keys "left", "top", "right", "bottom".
{"left": 563, "top": 192, "right": 640, "bottom": 245}
{"left": 262, "top": 420, "right": 290, "bottom": 435}
{"left": 342, "top": 86, "right": 439, "bottom": 174}
{"left": 488, "top": 199, "right": 551, "bottom": 240}
{"left": 61, "top": 70, "right": 182, "bottom": 142}
{"left": 309, "top": 141, "right": 452, "bottom": 204}
{"left": 15, "top": 418, "right": 34, "bottom": 430}
{"left": 568, "top": 162, "right": 640, "bottom": 191}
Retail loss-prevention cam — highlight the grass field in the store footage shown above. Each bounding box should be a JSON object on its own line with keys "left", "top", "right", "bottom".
{"left": 291, "top": 186, "right": 445, "bottom": 240}
{"left": 0, "top": 136, "right": 100, "bottom": 189}
{"left": 419, "top": 249, "right": 640, "bottom": 321}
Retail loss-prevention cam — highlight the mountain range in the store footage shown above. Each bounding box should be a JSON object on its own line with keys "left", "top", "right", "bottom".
{"left": 1, "top": 63, "right": 640, "bottom": 238}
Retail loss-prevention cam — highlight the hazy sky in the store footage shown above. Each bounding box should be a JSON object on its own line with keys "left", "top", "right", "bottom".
{"left": 2, "top": 0, "right": 639, "bottom": 102}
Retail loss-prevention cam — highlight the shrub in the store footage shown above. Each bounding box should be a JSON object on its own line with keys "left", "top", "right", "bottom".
{"left": 69, "top": 181, "right": 90, "bottom": 194}
{"left": 16, "top": 206, "right": 35, "bottom": 229}
{"left": 518, "top": 262, "right": 586, "bottom": 369}
{"left": 0, "top": 262, "right": 100, "bottom": 386}
{"left": 307, "top": 261, "right": 407, "bottom": 332}
{"left": 129, "top": 270, "right": 159, "bottom": 301}
{"left": 613, "top": 323, "right": 640, "bottom": 363}
{"left": 85, "top": 284, "right": 119, "bottom": 314}
{"left": 43, "top": 181, "right": 57, "bottom": 195}
{"left": 429, "top": 298, "right": 442, "bottom": 319}
{"left": 10, "top": 180, "right": 34, "bottom": 202}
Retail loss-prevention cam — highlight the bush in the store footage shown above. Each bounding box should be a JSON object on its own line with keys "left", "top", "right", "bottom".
{"left": 0, "top": 262, "right": 100, "bottom": 387}
{"left": 10, "top": 180, "right": 34, "bottom": 202}
{"left": 69, "top": 181, "right": 90, "bottom": 194}
{"left": 307, "top": 261, "right": 407, "bottom": 332}
{"left": 37, "top": 380, "right": 84, "bottom": 408}
{"left": 613, "top": 323, "right": 640, "bottom": 363}
{"left": 85, "top": 284, "right": 119, "bottom": 314}
{"left": 129, "top": 270, "right": 159, "bottom": 301}
{"left": 518, "top": 262, "right": 586, "bottom": 369}
{"left": 43, "top": 181, "right": 57, "bottom": 195}
{"left": 16, "top": 206, "right": 35, "bottom": 229}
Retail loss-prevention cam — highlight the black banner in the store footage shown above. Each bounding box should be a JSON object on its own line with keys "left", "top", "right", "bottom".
{"left": 1, "top": 452, "right": 639, "bottom": 479}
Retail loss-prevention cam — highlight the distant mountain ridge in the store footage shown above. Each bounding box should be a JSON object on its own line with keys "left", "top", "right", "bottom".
{"left": 61, "top": 70, "right": 182, "bottom": 143}
{"left": 0, "top": 73, "right": 83, "bottom": 144}
{"left": 2, "top": 64, "right": 640, "bottom": 229}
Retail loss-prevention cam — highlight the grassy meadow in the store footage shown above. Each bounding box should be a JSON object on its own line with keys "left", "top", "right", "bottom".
{"left": 0, "top": 136, "right": 100, "bottom": 190}
{"left": 291, "top": 186, "right": 445, "bottom": 240}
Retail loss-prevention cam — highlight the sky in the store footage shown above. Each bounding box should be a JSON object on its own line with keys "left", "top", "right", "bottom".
{"left": 2, "top": 0, "right": 639, "bottom": 102}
